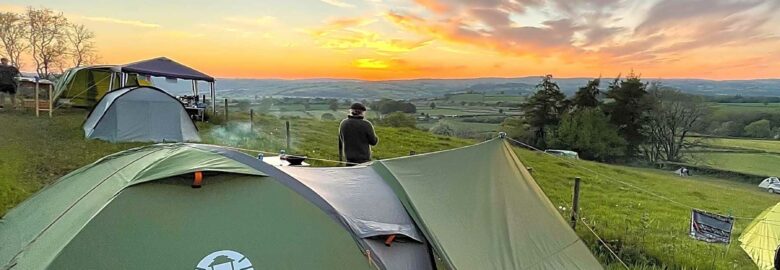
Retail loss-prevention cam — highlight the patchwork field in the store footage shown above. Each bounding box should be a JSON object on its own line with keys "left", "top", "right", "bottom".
{"left": 689, "top": 137, "right": 780, "bottom": 177}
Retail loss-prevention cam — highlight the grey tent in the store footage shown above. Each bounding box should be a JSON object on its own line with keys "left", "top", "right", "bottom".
{"left": 83, "top": 86, "right": 200, "bottom": 143}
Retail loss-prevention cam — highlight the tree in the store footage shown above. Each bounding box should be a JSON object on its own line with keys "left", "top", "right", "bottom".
{"left": 0, "top": 12, "right": 28, "bottom": 68}
{"left": 328, "top": 99, "right": 339, "bottom": 111}
{"left": 520, "top": 74, "right": 568, "bottom": 147}
{"left": 744, "top": 119, "right": 772, "bottom": 138}
{"left": 371, "top": 99, "right": 416, "bottom": 115}
{"left": 237, "top": 100, "right": 251, "bottom": 111}
{"left": 65, "top": 23, "right": 96, "bottom": 67}
{"left": 26, "top": 7, "right": 69, "bottom": 78}
{"left": 641, "top": 86, "right": 709, "bottom": 163}
{"left": 321, "top": 113, "right": 336, "bottom": 121}
{"left": 430, "top": 102, "right": 436, "bottom": 110}
{"left": 549, "top": 108, "right": 626, "bottom": 161}
{"left": 429, "top": 121, "right": 455, "bottom": 136}
{"left": 500, "top": 117, "right": 534, "bottom": 143}
{"left": 571, "top": 78, "right": 600, "bottom": 109}
{"left": 377, "top": 112, "right": 416, "bottom": 128}
{"left": 603, "top": 73, "right": 652, "bottom": 157}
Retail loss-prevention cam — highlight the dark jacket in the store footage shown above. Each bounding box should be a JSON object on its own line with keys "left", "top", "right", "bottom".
{"left": 339, "top": 115, "right": 378, "bottom": 164}
{"left": 0, "top": 65, "right": 19, "bottom": 86}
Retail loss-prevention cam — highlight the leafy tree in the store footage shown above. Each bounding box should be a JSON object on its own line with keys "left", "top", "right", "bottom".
{"left": 500, "top": 117, "right": 535, "bottom": 144}
{"left": 328, "top": 99, "right": 339, "bottom": 111}
{"left": 549, "top": 108, "right": 626, "bottom": 161}
{"left": 744, "top": 119, "right": 771, "bottom": 138}
{"left": 520, "top": 74, "right": 568, "bottom": 147}
{"left": 498, "top": 108, "right": 504, "bottom": 114}
{"left": 429, "top": 121, "right": 455, "bottom": 136}
{"left": 603, "top": 73, "right": 652, "bottom": 157}
{"left": 571, "top": 78, "right": 600, "bottom": 109}
{"left": 377, "top": 112, "right": 416, "bottom": 128}
{"left": 430, "top": 102, "right": 436, "bottom": 109}
{"left": 320, "top": 113, "right": 336, "bottom": 121}
{"left": 371, "top": 99, "right": 416, "bottom": 115}
{"left": 237, "top": 100, "right": 251, "bottom": 111}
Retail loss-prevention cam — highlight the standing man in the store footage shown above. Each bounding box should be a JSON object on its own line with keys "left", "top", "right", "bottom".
{"left": 339, "top": 103, "right": 378, "bottom": 165}
{"left": 0, "top": 57, "right": 20, "bottom": 109}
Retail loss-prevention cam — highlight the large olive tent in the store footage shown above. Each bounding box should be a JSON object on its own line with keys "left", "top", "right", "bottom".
{"left": 0, "top": 139, "right": 602, "bottom": 269}
{"left": 740, "top": 202, "right": 780, "bottom": 270}
{"left": 54, "top": 66, "right": 150, "bottom": 108}
{"left": 54, "top": 57, "right": 215, "bottom": 112}
{"left": 83, "top": 86, "right": 200, "bottom": 143}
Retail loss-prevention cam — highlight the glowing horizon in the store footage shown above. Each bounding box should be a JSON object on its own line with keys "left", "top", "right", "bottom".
{"left": 2, "top": 0, "right": 779, "bottom": 80}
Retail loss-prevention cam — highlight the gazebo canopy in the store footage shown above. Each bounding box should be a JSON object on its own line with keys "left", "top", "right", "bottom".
{"left": 114, "top": 57, "right": 214, "bottom": 82}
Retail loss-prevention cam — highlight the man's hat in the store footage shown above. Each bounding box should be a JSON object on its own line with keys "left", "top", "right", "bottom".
{"left": 350, "top": 103, "right": 367, "bottom": 111}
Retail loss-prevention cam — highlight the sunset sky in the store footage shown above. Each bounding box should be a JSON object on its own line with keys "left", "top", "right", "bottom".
{"left": 2, "top": 0, "right": 779, "bottom": 80}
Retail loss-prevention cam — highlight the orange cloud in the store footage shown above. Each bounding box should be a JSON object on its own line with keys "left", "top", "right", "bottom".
{"left": 413, "top": 0, "right": 450, "bottom": 14}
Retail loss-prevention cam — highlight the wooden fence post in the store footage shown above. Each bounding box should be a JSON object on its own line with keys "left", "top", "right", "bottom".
{"left": 224, "top": 98, "right": 228, "bottom": 122}
{"left": 285, "top": 121, "right": 291, "bottom": 151}
{"left": 571, "top": 177, "right": 581, "bottom": 229}
{"left": 249, "top": 109, "right": 254, "bottom": 130}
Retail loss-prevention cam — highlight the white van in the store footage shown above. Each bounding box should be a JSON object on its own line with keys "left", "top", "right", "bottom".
{"left": 758, "top": 177, "right": 780, "bottom": 193}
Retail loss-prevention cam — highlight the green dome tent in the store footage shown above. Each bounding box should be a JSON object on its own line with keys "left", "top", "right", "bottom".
{"left": 0, "top": 139, "right": 602, "bottom": 269}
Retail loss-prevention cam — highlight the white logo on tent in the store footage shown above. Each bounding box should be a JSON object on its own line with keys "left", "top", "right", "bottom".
{"left": 195, "top": 250, "right": 253, "bottom": 270}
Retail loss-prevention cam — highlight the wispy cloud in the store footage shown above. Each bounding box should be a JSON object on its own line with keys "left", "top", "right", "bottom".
{"left": 309, "top": 16, "right": 431, "bottom": 54}
{"left": 354, "top": 58, "right": 390, "bottom": 69}
{"left": 81, "top": 16, "right": 160, "bottom": 28}
{"left": 223, "top": 16, "right": 278, "bottom": 27}
{"left": 321, "top": 0, "right": 355, "bottom": 8}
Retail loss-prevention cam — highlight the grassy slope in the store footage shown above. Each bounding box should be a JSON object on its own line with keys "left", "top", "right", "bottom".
{"left": 0, "top": 111, "right": 143, "bottom": 215}
{"left": 518, "top": 149, "right": 777, "bottom": 269}
{"left": 1, "top": 111, "right": 777, "bottom": 269}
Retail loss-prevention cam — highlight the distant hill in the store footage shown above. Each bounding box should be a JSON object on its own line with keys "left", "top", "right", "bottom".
{"left": 154, "top": 76, "right": 780, "bottom": 100}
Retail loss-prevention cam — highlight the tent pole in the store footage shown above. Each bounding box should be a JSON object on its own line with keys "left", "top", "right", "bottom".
{"left": 48, "top": 84, "right": 53, "bottom": 117}
{"left": 193, "top": 80, "right": 199, "bottom": 96}
{"left": 119, "top": 73, "right": 126, "bottom": 88}
{"left": 108, "top": 72, "right": 115, "bottom": 90}
{"left": 210, "top": 82, "right": 216, "bottom": 116}
{"left": 35, "top": 81, "right": 40, "bottom": 117}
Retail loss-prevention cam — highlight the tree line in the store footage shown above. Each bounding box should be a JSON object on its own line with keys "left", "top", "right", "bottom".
{"left": 502, "top": 73, "right": 707, "bottom": 163}
{"left": 0, "top": 7, "right": 98, "bottom": 78}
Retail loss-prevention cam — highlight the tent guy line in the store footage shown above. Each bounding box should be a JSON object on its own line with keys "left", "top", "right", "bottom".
{"left": 504, "top": 137, "right": 755, "bottom": 220}
{"left": 580, "top": 217, "right": 630, "bottom": 269}
{"left": 208, "top": 144, "right": 362, "bottom": 165}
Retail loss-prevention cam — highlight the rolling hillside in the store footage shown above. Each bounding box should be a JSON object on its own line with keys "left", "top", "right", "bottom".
{"left": 157, "top": 77, "right": 780, "bottom": 100}
{"left": 0, "top": 110, "right": 776, "bottom": 269}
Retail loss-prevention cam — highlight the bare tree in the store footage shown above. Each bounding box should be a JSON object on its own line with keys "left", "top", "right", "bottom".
{"left": 25, "top": 7, "right": 68, "bottom": 78}
{"left": 66, "top": 23, "right": 96, "bottom": 67}
{"left": 641, "top": 83, "right": 709, "bottom": 163}
{"left": 0, "top": 12, "right": 29, "bottom": 68}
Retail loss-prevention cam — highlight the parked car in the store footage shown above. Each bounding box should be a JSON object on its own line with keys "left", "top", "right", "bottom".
{"left": 544, "top": 149, "right": 579, "bottom": 159}
{"left": 758, "top": 177, "right": 780, "bottom": 193}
